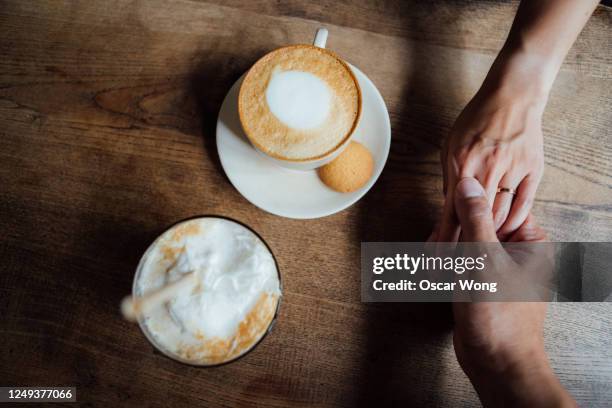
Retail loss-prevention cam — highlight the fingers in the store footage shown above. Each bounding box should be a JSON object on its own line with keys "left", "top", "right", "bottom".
{"left": 441, "top": 137, "right": 449, "bottom": 195}
{"left": 437, "top": 155, "right": 500, "bottom": 243}
{"left": 480, "top": 168, "right": 504, "bottom": 208}
{"left": 437, "top": 184, "right": 461, "bottom": 242}
{"left": 508, "top": 213, "right": 547, "bottom": 243}
{"left": 438, "top": 152, "right": 461, "bottom": 243}
{"left": 498, "top": 173, "right": 541, "bottom": 238}
{"left": 426, "top": 224, "right": 439, "bottom": 242}
{"left": 454, "top": 177, "right": 498, "bottom": 242}
{"left": 492, "top": 173, "right": 522, "bottom": 230}
{"left": 493, "top": 192, "right": 513, "bottom": 231}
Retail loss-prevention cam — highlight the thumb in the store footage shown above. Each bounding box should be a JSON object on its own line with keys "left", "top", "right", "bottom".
{"left": 454, "top": 177, "right": 498, "bottom": 242}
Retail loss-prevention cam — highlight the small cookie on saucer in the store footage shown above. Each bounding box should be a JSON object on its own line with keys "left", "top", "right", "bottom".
{"left": 318, "top": 141, "right": 374, "bottom": 193}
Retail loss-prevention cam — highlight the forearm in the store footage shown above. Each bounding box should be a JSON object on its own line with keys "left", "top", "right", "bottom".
{"left": 466, "top": 353, "right": 576, "bottom": 408}
{"left": 482, "top": 0, "right": 598, "bottom": 98}
{"left": 505, "top": 0, "right": 599, "bottom": 71}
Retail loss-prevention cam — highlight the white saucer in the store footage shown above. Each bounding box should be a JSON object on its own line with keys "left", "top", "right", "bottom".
{"left": 216, "top": 64, "right": 391, "bottom": 219}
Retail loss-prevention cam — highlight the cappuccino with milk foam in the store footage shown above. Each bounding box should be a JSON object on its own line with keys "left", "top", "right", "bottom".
{"left": 239, "top": 45, "right": 361, "bottom": 162}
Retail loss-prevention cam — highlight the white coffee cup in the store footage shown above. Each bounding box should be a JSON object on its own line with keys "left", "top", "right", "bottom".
{"left": 242, "top": 28, "right": 362, "bottom": 171}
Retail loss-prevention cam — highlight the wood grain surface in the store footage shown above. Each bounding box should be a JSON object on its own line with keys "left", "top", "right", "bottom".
{"left": 1, "top": 1, "right": 611, "bottom": 406}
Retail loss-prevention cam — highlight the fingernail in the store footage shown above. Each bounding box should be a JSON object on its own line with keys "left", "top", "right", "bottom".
{"left": 456, "top": 177, "right": 485, "bottom": 198}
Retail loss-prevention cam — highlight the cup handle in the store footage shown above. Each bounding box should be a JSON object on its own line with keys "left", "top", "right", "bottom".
{"left": 313, "top": 28, "right": 328, "bottom": 49}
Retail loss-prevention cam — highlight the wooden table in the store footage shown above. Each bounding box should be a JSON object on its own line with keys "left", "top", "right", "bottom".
{"left": 1, "top": 1, "right": 610, "bottom": 406}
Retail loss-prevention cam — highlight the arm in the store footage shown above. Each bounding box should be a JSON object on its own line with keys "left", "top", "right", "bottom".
{"left": 448, "top": 177, "right": 576, "bottom": 407}
{"left": 437, "top": 0, "right": 599, "bottom": 242}
{"left": 502, "top": 0, "right": 599, "bottom": 90}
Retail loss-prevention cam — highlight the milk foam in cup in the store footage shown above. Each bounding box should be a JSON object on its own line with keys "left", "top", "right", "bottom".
{"left": 133, "top": 217, "right": 281, "bottom": 366}
{"left": 238, "top": 28, "right": 362, "bottom": 171}
{"left": 265, "top": 69, "right": 332, "bottom": 130}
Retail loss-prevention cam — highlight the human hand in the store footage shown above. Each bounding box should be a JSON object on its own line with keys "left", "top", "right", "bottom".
{"left": 438, "top": 50, "right": 548, "bottom": 242}
{"left": 448, "top": 177, "right": 575, "bottom": 407}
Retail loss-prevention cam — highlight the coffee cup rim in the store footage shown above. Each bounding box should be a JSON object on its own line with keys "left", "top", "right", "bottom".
{"left": 238, "top": 44, "right": 363, "bottom": 163}
{"left": 132, "top": 214, "right": 283, "bottom": 367}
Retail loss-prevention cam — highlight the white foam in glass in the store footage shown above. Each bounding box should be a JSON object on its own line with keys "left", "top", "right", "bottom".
{"left": 136, "top": 219, "right": 280, "bottom": 356}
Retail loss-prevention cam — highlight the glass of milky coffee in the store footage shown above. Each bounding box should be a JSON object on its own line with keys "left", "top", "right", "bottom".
{"left": 238, "top": 28, "right": 362, "bottom": 171}
{"left": 132, "top": 216, "right": 281, "bottom": 366}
